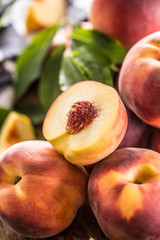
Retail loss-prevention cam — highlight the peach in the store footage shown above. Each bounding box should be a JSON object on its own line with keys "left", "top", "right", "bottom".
{"left": 43, "top": 81, "right": 128, "bottom": 165}
{"left": 118, "top": 31, "right": 160, "bottom": 128}
{"left": 0, "top": 111, "right": 36, "bottom": 154}
{"left": 90, "top": 0, "right": 160, "bottom": 50}
{"left": 88, "top": 147, "right": 160, "bottom": 240}
{"left": 150, "top": 128, "right": 160, "bottom": 153}
{"left": 25, "top": 0, "right": 67, "bottom": 32}
{"left": 118, "top": 109, "right": 150, "bottom": 149}
{"left": 0, "top": 140, "right": 88, "bottom": 238}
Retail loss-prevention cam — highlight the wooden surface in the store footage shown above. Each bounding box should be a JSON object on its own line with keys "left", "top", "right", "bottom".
{"left": 0, "top": 204, "right": 109, "bottom": 240}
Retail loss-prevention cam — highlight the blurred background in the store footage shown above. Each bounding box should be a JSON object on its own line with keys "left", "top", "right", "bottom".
{"left": 0, "top": 0, "right": 93, "bottom": 108}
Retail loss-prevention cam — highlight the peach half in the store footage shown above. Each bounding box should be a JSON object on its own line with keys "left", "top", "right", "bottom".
{"left": 0, "top": 111, "right": 35, "bottom": 154}
{"left": 88, "top": 147, "right": 160, "bottom": 240}
{"left": 25, "top": 0, "right": 66, "bottom": 32}
{"left": 43, "top": 81, "right": 128, "bottom": 165}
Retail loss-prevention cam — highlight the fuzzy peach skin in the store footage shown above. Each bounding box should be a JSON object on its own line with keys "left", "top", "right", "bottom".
{"left": 0, "top": 140, "right": 88, "bottom": 238}
{"left": 118, "top": 109, "right": 150, "bottom": 149}
{"left": 43, "top": 81, "right": 128, "bottom": 166}
{"left": 88, "top": 148, "right": 160, "bottom": 240}
{"left": 150, "top": 128, "right": 160, "bottom": 153}
{"left": 118, "top": 31, "right": 160, "bottom": 128}
{"left": 90, "top": 0, "right": 160, "bottom": 50}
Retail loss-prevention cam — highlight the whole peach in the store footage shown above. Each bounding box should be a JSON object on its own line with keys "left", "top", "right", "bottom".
{"left": 118, "top": 109, "right": 150, "bottom": 149}
{"left": 118, "top": 31, "right": 160, "bottom": 128}
{"left": 88, "top": 147, "right": 160, "bottom": 240}
{"left": 0, "top": 140, "right": 88, "bottom": 238}
{"left": 90, "top": 0, "right": 160, "bottom": 49}
{"left": 150, "top": 128, "right": 160, "bottom": 153}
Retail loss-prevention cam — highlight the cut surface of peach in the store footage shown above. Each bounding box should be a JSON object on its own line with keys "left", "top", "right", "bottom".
{"left": 0, "top": 111, "right": 36, "bottom": 154}
{"left": 43, "top": 81, "right": 128, "bottom": 165}
{"left": 25, "top": 0, "right": 66, "bottom": 31}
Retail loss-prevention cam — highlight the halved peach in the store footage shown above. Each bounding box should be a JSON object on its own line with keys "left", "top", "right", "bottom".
{"left": 25, "top": 0, "right": 66, "bottom": 32}
{"left": 0, "top": 111, "right": 36, "bottom": 154}
{"left": 43, "top": 81, "right": 128, "bottom": 165}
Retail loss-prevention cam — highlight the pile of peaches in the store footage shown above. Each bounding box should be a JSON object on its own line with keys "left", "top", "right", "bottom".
{"left": 0, "top": 0, "right": 160, "bottom": 240}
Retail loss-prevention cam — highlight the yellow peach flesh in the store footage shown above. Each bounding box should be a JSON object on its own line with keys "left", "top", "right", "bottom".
{"left": 0, "top": 112, "right": 35, "bottom": 154}
{"left": 43, "top": 81, "right": 127, "bottom": 165}
{"left": 25, "top": 7, "right": 40, "bottom": 31}
{"left": 26, "top": 0, "right": 66, "bottom": 30}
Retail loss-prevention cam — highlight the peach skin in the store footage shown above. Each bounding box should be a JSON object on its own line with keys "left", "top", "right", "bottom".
{"left": 88, "top": 147, "right": 160, "bottom": 240}
{"left": 150, "top": 128, "right": 160, "bottom": 153}
{"left": 0, "top": 140, "right": 88, "bottom": 238}
{"left": 118, "top": 108, "right": 150, "bottom": 149}
{"left": 118, "top": 31, "right": 160, "bottom": 128}
{"left": 90, "top": 0, "right": 160, "bottom": 50}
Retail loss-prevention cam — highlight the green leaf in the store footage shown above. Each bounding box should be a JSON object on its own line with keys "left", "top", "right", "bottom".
{"left": 71, "top": 27, "right": 126, "bottom": 64}
{"left": 0, "top": 107, "right": 10, "bottom": 127}
{"left": 39, "top": 44, "right": 65, "bottom": 111}
{"left": 59, "top": 26, "right": 126, "bottom": 92}
{"left": 59, "top": 50, "right": 114, "bottom": 91}
{"left": 59, "top": 50, "right": 85, "bottom": 91}
{"left": 74, "top": 57, "right": 113, "bottom": 86}
{"left": 15, "top": 104, "right": 46, "bottom": 125}
{"left": 14, "top": 25, "right": 59, "bottom": 100}
{"left": 73, "top": 45, "right": 112, "bottom": 68}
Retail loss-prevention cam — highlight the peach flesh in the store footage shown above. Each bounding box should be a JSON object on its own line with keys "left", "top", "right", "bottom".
{"left": 43, "top": 81, "right": 128, "bottom": 166}
{"left": 0, "top": 111, "right": 36, "bottom": 154}
{"left": 25, "top": 0, "right": 66, "bottom": 31}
